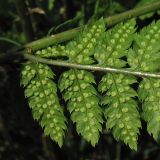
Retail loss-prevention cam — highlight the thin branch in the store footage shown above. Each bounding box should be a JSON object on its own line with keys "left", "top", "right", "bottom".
{"left": 24, "top": 54, "right": 160, "bottom": 78}
{"left": 23, "top": 1, "right": 160, "bottom": 51}
{"left": 23, "top": 27, "right": 81, "bottom": 52}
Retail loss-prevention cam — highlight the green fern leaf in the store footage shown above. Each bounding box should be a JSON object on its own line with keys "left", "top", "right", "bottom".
{"left": 21, "top": 62, "right": 67, "bottom": 147}
{"left": 59, "top": 69, "right": 102, "bottom": 146}
{"left": 95, "top": 19, "right": 141, "bottom": 150}
{"left": 58, "top": 19, "right": 105, "bottom": 146}
{"left": 99, "top": 73, "right": 140, "bottom": 150}
{"left": 128, "top": 20, "right": 160, "bottom": 142}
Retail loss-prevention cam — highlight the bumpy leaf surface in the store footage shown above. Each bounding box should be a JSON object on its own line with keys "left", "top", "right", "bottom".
{"left": 21, "top": 63, "right": 66, "bottom": 147}
{"left": 128, "top": 20, "right": 160, "bottom": 142}
{"left": 95, "top": 19, "right": 141, "bottom": 150}
{"left": 59, "top": 19, "right": 105, "bottom": 146}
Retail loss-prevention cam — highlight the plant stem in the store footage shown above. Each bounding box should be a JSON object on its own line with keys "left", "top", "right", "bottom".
{"left": 14, "top": 0, "right": 34, "bottom": 42}
{"left": 24, "top": 54, "right": 160, "bottom": 78}
{"left": 24, "top": 27, "right": 81, "bottom": 51}
{"left": 23, "top": 1, "right": 160, "bottom": 51}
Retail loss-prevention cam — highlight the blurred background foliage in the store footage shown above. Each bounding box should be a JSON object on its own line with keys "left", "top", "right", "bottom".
{"left": 0, "top": 0, "right": 160, "bottom": 160}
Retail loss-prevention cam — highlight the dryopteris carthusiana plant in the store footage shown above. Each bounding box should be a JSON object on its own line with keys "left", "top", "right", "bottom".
{"left": 20, "top": 17, "right": 160, "bottom": 151}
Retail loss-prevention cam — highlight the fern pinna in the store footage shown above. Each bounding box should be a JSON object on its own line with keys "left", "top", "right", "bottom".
{"left": 128, "top": 21, "right": 160, "bottom": 141}
{"left": 21, "top": 62, "right": 67, "bottom": 147}
{"left": 59, "top": 19, "right": 105, "bottom": 146}
{"left": 21, "top": 18, "right": 160, "bottom": 150}
{"left": 94, "top": 19, "right": 141, "bottom": 150}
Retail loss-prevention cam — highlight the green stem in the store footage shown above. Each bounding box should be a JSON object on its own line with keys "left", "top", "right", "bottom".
{"left": 24, "top": 27, "right": 82, "bottom": 51}
{"left": 24, "top": 54, "right": 160, "bottom": 78}
{"left": 23, "top": 1, "right": 160, "bottom": 51}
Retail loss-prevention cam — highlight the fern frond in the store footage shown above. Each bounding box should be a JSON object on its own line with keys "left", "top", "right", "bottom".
{"left": 59, "top": 69, "right": 102, "bottom": 146}
{"left": 99, "top": 73, "right": 140, "bottom": 150}
{"left": 128, "top": 20, "right": 160, "bottom": 142}
{"left": 21, "top": 63, "right": 67, "bottom": 147}
{"left": 95, "top": 19, "right": 141, "bottom": 150}
{"left": 58, "top": 19, "right": 105, "bottom": 146}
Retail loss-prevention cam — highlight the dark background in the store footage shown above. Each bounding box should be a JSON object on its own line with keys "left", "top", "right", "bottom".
{"left": 0, "top": 0, "right": 160, "bottom": 159}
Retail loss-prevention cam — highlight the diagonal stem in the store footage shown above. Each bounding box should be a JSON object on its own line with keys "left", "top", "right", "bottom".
{"left": 23, "top": 1, "right": 160, "bottom": 51}
{"left": 24, "top": 53, "right": 160, "bottom": 79}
